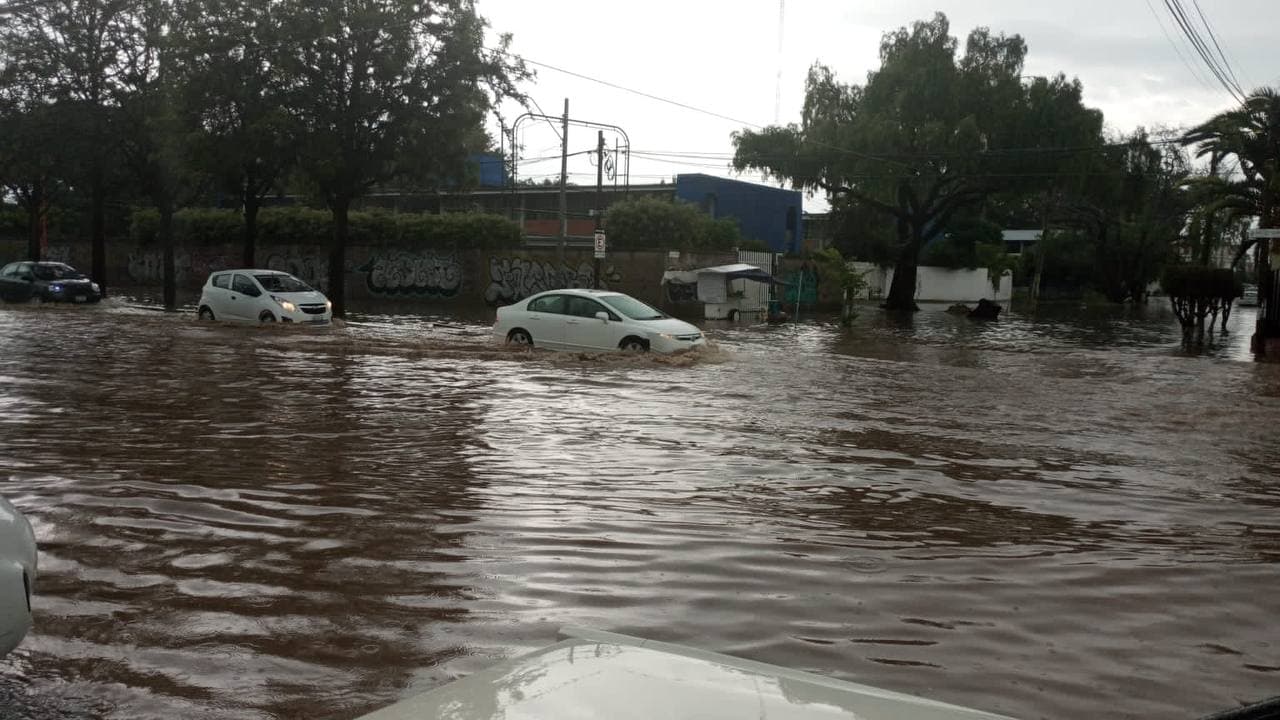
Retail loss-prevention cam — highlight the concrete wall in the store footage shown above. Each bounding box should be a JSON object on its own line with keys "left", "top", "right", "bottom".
{"left": 852, "top": 262, "right": 1012, "bottom": 303}
{"left": 0, "top": 238, "right": 735, "bottom": 309}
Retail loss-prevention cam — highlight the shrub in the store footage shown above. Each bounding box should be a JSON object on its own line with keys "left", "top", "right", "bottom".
{"left": 128, "top": 206, "right": 522, "bottom": 250}
{"left": 604, "top": 197, "right": 742, "bottom": 252}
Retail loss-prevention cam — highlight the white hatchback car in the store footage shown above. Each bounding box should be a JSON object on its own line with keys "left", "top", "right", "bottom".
{"left": 0, "top": 495, "right": 37, "bottom": 658}
{"left": 494, "top": 289, "right": 706, "bottom": 353}
{"left": 198, "top": 270, "right": 332, "bottom": 325}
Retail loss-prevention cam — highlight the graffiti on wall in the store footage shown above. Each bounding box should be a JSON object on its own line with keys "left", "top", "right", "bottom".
{"left": 484, "top": 257, "right": 621, "bottom": 306}
{"left": 356, "top": 250, "right": 461, "bottom": 298}
{"left": 127, "top": 249, "right": 228, "bottom": 285}
{"left": 665, "top": 281, "right": 698, "bottom": 303}
{"left": 45, "top": 245, "right": 72, "bottom": 264}
{"left": 266, "top": 251, "right": 329, "bottom": 292}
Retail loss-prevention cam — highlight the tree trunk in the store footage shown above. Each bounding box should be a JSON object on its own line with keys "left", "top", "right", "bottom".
{"left": 243, "top": 190, "right": 260, "bottom": 269}
{"left": 883, "top": 219, "right": 920, "bottom": 311}
{"left": 91, "top": 167, "right": 107, "bottom": 297}
{"left": 160, "top": 199, "right": 176, "bottom": 311}
{"left": 25, "top": 182, "right": 45, "bottom": 262}
{"left": 329, "top": 198, "right": 349, "bottom": 317}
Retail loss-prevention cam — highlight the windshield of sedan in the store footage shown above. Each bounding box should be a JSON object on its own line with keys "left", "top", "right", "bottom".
{"left": 255, "top": 274, "right": 311, "bottom": 293}
{"left": 601, "top": 295, "right": 668, "bottom": 320}
{"left": 32, "top": 263, "right": 81, "bottom": 280}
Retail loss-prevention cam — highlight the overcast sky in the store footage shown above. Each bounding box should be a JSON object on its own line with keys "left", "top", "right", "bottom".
{"left": 480, "top": 0, "right": 1276, "bottom": 208}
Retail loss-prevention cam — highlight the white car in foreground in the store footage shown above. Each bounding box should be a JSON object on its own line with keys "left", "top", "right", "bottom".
{"left": 0, "top": 496, "right": 37, "bottom": 658}
{"left": 494, "top": 289, "right": 706, "bottom": 353}
{"left": 357, "top": 626, "right": 1015, "bottom": 720}
{"left": 197, "top": 270, "right": 332, "bottom": 325}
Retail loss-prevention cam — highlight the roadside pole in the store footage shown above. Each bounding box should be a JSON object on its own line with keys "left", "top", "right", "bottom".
{"left": 558, "top": 98, "right": 569, "bottom": 264}
{"left": 1249, "top": 226, "right": 1280, "bottom": 355}
{"left": 594, "top": 130, "right": 605, "bottom": 289}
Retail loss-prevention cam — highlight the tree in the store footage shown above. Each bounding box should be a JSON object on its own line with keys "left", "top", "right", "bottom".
{"left": 176, "top": 0, "right": 296, "bottom": 268}
{"left": 115, "top": 0, "right": 209, "bottom": 310}
{"left": 278, "top": 0, "right": 526, "bottom": 317}
{"left": 604, "top": 197, "right": 743, "bottom": 252}
{"left": 1183, "top": 88, "right": 1280, "bottom": 266}
{"left": 733, "top": 13, "right": 1103, "bottom": 311}
{"left": 1056, "top": 130, "right": 1191, "bottom": 303}
{"left": 0, "top": 74, "right": 74, "bottom": 261}
{"left": 1, "top": 0, "right": 139, "bottom": 294}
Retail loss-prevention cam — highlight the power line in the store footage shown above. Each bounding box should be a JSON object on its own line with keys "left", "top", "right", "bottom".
{"left": 1190, "top": 0, "right": 1252, "bottom": 92}
{"left": 1144, "top": 0, "right": 1217, "bottom": 94}
{"left": 1162, "top": 0, "right": 1245, "bottom": 102}
{"left": 487, "top": 46, "right": 915, "bottom": 170}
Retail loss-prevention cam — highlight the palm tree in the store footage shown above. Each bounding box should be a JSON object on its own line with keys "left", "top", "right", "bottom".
{"left": 1183, "top": 88, "right": 1280, "bottom": 267}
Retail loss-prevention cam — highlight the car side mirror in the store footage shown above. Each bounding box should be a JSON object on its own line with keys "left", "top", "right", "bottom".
{"left": 595, "top": 312, "right": 609, "bottom": 322}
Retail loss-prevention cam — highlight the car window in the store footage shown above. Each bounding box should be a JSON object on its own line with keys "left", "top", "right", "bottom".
{"left": 566, "top": 296, "right": 617, "bottom": 320}
{"left": 212, "top": 274, "right": 231, "bottom": 290}
{"left": 255, "top": 274, "right": 310, "bottom": 293}
{"left": 232, "top": 274, "right": 260, "bottom": 296}
{"left": 16, "top": 262, "right": 34, "bottom": 279}
{"left": 0, "top": 264, "right": 15, "bottom": 278}
{"left": 600, "top": 294, "right": 668, "bottom": 320}
{"left": 32, "top": 263, "right": 78, "bottom": 280}
{"left": 526, "top": 295, "right": 566, "bottom": 314}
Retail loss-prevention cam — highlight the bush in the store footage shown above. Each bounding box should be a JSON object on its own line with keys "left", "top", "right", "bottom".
{"left": 1160, "top": 265, "right": 1239, "bottom": 300}
{"left": 604, "top": 197, "right": 742, "bottom": 252}
{"left": 129, "top": 206, "right": 522, "bottom": 250}
{"left": 1161, "top": 264, "right": 1242, "bottom": 333}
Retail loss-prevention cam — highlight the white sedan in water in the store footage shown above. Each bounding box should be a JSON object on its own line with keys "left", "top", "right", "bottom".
{"left": 0, "top": 496, "right": 37, "bottom": 658}
{"left": 197, "top": 270, "right": 332, "bottom": 325}
{"left": 494, "top": 289, "right": 706, "bottom": 353}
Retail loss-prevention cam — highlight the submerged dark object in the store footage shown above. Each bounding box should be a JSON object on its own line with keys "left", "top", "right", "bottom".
{"left": 968, "top": 298, "right": 1002, "bottom": 320}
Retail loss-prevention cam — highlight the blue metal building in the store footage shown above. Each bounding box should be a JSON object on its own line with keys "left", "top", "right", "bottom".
{"left": 674, "top": 174, "right": 803, "bottom": 254}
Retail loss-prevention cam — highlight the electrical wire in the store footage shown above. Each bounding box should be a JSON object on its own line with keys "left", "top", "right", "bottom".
{"left": 1190, "top": 0, "right": 1253, "bottom": 92}
{"left": 1162, "top": 0, "right": 1245, "bottom": 102}
{"left": 1143, "top": 0, "right": 1217, "bottom": 94}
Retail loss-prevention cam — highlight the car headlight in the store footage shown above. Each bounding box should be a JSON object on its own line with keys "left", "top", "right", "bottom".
{"left": 91, "top": 282, "right": 100, "bottom": 293}
{"left": 325, "top": 300, "right": 332, "bottom": 310}
{"left": 655, "top": 332, "right": 675, "bottom": 340}
{"left": 50, "top": 284, "right": 63, "bottom": 293}
{"left": 272, "top": 295, "right": 297, "bottom": 313}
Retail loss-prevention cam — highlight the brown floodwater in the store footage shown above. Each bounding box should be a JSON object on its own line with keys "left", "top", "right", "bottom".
{"left": 0, "top": 296, "right": 1278, "bottom": 720}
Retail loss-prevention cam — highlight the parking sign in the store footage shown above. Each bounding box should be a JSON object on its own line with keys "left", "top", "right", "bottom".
{"left": 594, "top": 231, "right": 607, "bottom": 259}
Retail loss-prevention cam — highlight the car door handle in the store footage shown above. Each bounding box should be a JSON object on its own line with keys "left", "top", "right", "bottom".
{"left": 566, "top": 320, "right": 580, "bottom": 325}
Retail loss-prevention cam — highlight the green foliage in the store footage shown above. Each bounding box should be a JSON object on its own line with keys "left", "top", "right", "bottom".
{"left": 733, "top": 12, "right": 1104, "bottom": 310}
{"left": 1160, "top": 265, "right": 1239, "bottom": 300}
{"left": 604, "top": 197, "right": 743, "bottom": 252}
{"left": 975, "top": 242, "right": 1017, "bottom": 292}
{"left": 1161, "top": 264, "right": 1242, "bottom": 333}
{"left": 130, "top": 206, "right": 522, "bottom": 250}
{"left": 1183, "top": 88, "right": 1280, "bottom": 229}
{"left": 813, "top": 247, "right": 870, "bottom": 325}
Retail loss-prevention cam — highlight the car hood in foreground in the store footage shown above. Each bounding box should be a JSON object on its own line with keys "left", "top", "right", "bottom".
{"left": 355, "top": 626, "right": 1013, "bottom": 720}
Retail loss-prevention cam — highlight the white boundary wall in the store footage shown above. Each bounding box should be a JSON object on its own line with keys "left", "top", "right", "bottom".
{"left": 850, "top": 263, "right": 1011, "bottom": 303}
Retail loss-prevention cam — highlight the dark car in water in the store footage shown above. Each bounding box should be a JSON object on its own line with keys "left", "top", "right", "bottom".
{"left": 0, "top": 261, "right": 102, "bottom": 304}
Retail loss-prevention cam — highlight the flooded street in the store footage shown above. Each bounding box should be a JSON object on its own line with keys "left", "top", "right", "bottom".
{"left": 1, "top": 298, "right": 1278, "bottom": 720}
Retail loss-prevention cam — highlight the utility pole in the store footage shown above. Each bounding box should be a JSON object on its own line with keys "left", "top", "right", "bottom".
{"left": 595, "top": 130, "right": 605, "bottom": 289}
{"left": 558, "top": 98, "right": 569, "bottom": 263}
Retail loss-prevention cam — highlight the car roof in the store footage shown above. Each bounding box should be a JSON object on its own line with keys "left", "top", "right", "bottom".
{"left": 536, "top": 288, "right": 622, "bottom": 297}
{"left": 214, "top": 269, "right": 288, "bottom": 275}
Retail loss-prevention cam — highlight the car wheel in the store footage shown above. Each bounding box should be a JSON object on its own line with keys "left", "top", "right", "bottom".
{"left": 619, "top": 336, "right": 649, "bottom": 353}
{"left": 259, "top": 310, "right": 276, "bottom": 323}
{"left": 198, "top": 306, "right": 215, "bottom": 321}
{"left": 507, "top": 328, "right": 533, "bottom": 346}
